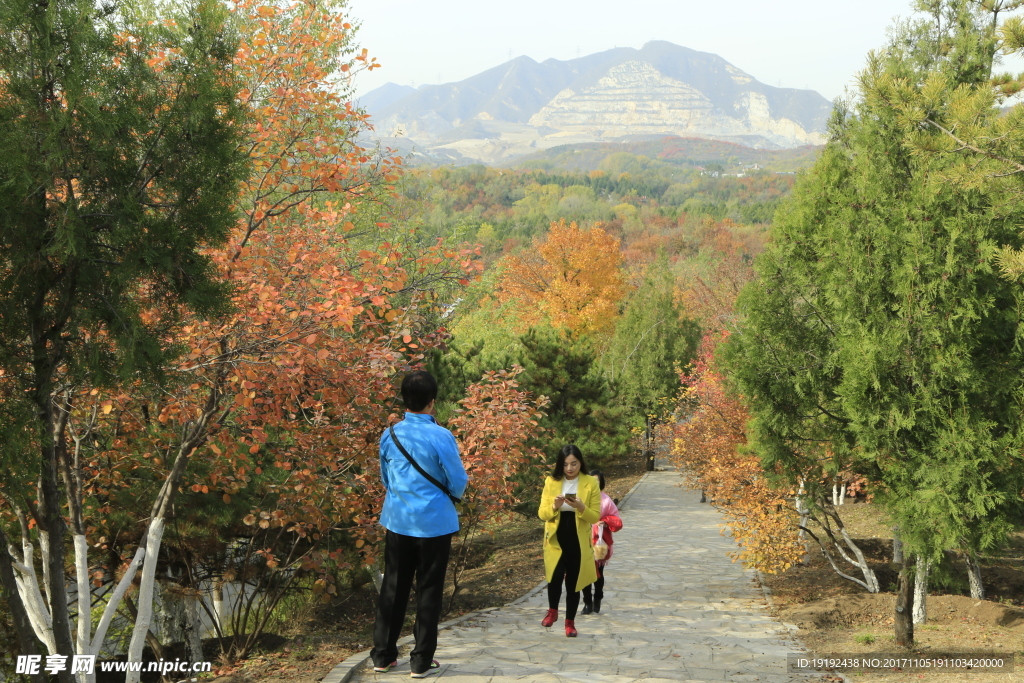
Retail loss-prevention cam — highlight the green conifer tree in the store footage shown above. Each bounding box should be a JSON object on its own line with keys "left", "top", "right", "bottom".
{"left": 724, "top": 0, "right": 1024, "bottom": 646}
{"left": 604, "top": 255, "right": 700, "bottom": 422}
{"left": 518, "top": 325, "right": 630, "bottom": 467}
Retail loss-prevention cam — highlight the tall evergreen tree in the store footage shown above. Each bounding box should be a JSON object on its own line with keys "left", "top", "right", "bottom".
{"left": 605, "top": 255, "right": 700, "bottom": 421}
{"left": 724, "top": 0, "right": 1024, "bottom": 646}
{"left": 518, "top": 325, "right": 631, "bottom": 466}
{"left": 0, "top": 0, "right": 248, "bottom": 663}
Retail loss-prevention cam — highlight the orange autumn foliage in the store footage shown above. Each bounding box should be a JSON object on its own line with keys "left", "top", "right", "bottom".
{"left": 497, "top": 220, "right": 626, "bottom": 337}
{"left": 231, "top": 0, "right": 392, "bottom": 252}
{"left": 672, "top": 333, "right": 805, "bottom": 574}
{"left": 443, "top": 366, "right": 548, "bottom": 610}
{"left": 448, "top": 366, "right": 549, "bottom": 513}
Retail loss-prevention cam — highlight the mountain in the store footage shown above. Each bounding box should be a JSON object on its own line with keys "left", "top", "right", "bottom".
{"left": 356, "top": 82, "right": 417, "bottom": 113}
{"left": 362, "top": 42, "right": 833, "bottom": 164}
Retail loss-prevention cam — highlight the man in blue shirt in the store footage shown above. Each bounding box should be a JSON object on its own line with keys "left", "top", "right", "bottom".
{"left": 371, "top": 371, "right": 468, "bottom": 678}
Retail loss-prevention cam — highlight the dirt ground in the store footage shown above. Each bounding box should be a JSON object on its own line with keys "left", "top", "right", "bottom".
{"left": 208, "top": 458, "right": 647, "bottom": 683}
{"left": 761, "top": 501, "right": 1024, "bottom": 683}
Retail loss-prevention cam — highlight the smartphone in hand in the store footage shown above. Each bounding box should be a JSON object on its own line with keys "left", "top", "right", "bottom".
{"left": 564, "top": 493, "right": 577, "bottom": 501}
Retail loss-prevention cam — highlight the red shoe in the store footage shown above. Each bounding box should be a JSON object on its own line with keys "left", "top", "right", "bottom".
{"left": 565, "top": 619, "right": 577, "bottom": 637}
{"left": 541, "top": 608, "right": 557, "bottom": 627}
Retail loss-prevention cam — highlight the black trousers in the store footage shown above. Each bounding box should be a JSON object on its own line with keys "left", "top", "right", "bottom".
{"left": 547, "top": 511, "right": 582, "bottom": 620}
{"left": 582, "top": 567, "right": 605, "bottom": 602}
{"left": 371, "top": 530, "right": 452, "bottom": 673}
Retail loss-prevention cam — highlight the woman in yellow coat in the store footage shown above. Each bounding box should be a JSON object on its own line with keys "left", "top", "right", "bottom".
{"left": 537, "top": 445, "right": 600, "bottom": 637}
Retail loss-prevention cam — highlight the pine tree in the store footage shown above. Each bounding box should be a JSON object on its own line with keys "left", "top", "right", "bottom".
{"left": 518, "top": 325, "right": 631, "bottom": 467}
{"left": 724, "top": 0, "right": 1024, "bottom": 646}
{"left": 605, "top": 255, "right": 700, "bottom": 421}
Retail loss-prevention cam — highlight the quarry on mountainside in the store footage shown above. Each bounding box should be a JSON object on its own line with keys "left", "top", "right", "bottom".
{"left": 359, "top": 41, "right": 833, "bottom": 164}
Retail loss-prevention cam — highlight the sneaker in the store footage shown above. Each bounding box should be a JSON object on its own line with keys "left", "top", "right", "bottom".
{"left": 410, "top": 660, "right": 440, "bottom": 678}
{"left": 565, "top": 619, "right": 577, "bottom": 637}
{"left": 373, "top": 660, "right": 398, "bottom": 673}
{"left": 540, "top": 608, "right": 557, "bottom": 627}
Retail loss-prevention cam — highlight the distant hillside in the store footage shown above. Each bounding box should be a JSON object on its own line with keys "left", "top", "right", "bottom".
{"left": 356, "top": 82, "right": 416, "bottom": 113}
{"left": 510, "top": 136, "right": 822, "bottom": 173}
{"left": 360, "top": 41, "right": 833, "bottom": 164}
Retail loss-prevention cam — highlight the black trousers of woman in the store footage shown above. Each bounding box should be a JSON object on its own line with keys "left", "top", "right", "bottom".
{"left": 547, "top": 510, "right": 582, "bottom": 619}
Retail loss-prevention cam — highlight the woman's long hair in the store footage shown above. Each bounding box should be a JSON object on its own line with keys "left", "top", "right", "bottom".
{"left": 551, "top": 444, "right": 588, "bottom": 481}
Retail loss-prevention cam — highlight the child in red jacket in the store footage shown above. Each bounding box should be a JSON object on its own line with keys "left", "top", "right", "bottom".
{"left": 581, "top": 470, "right": 622, "bottom": 614}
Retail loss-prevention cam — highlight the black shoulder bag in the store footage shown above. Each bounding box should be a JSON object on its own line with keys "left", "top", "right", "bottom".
{"left": 388, "top": 424, "right": 461, "bottom": 504}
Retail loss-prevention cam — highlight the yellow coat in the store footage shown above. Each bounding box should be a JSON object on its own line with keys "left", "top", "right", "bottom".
{"left": 538, "top": 474, "right": 600, "bottom": 592}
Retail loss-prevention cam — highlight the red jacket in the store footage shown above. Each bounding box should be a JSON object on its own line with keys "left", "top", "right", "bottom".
{"left": 591, "top": 492, "right": 623, "bottom": 566}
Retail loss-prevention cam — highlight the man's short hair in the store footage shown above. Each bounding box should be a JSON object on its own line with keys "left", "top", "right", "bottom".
{"left": 401, "top": 371, "right": 438, "bottom": 412}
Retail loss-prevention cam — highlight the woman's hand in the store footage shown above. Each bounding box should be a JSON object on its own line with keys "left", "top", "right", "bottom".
{"left": 569, "top": 497, "right": 585, "bottom": 512}
{"left": 553, "top": 495, "right": 565, "bottom": 511}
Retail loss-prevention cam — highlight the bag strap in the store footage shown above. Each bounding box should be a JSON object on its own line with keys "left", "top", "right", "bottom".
{"left": 389, "top": 424, "right": 461, "bottom": 504}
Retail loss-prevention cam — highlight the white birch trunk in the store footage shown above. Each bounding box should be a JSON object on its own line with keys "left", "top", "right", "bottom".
{"left": 72, "top": 534, "right": 91, "bottom": 683}
{"left": 73, "top": 535, "right": 91, "bottom": 656}
{"left": 966, "top": 554, "right": 985, "bottom": 600}
{"left": 11, "top": 541, "right": 57, "bottom": 653}
{"left": 913, "top": 555, "right": 930, "bottom": 624}
{"left": 892, "top": 526, "right": 904, "bottom": 564}
{"left": 212, "top": 580, "right": 226, "bottom": 632}
{"left": 796, "top": 479, "right": 808, "bottom": 539}
{"left": 832, "top": 484, "right": 839, "bottom": 506}
{"left": 838, "top": 484, "right": 846, "bottom": 505}
{"left": 838, "top": 527, "right": 880, "bottom": 593}
{"left": 87, "top": 547, "right": 145, "bottom": 683}
{"left": 22, "top": 537, "right": 49, "bottom": 617}
{"left": 125, "top": 518, "right": 166, "bottom": 683}
{"left": 12, "top": 558, "right": 57, "bottom": 654}
{"left": 795, "top": 480, "right": 810, "bottom": 563}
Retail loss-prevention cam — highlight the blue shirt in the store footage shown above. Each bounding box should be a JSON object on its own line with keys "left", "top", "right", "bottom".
{"left": 379, "top": 412, "right": 468, "bottom": 537}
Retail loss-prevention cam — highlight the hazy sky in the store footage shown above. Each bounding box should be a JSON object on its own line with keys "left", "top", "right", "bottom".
{"left": 345, "top": 0, "right": 913, "bottom": 100}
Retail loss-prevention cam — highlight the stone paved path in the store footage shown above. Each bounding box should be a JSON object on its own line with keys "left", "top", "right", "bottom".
{"left": 328, "top": 471, "right": 822, "bottom": 683}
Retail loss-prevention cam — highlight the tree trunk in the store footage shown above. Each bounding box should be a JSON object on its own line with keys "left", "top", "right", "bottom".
{"left": 795, "top": 480, "right": 810, "bottom": 562}
{"left": 965, "top": 553, "right": 985, "bottom": 600}
{"left": 87, "top": 547, "right": 145, "bottom": 683}
{"left": 125, "top": 385, "right": 220, "bottom": 683}
{"left": 36, "top": 399, "right": 76, "bottom": 683}
{"left": 184, "top": 591, "right": 204, "bottom": 664}
{"left": 892, "top": 526, "right": 904, "bottom": 564}
{"left": 371, "top": 553, "right": 384, "bottom": 595}
{"left": 126, "top": 519, "right": 167, "bottom": 683}
{"left": 213, "top": 579, "right": 226, "bottom": 631}
{"left": 73, "top": 534, "right": 91, "bottom": 655}
{"left": 122, "top": 594, "right": 165, "bottom": 660}
{"left": 913, "top": 555, "right": 930, "bottom": 624}
{"left": 12, "top": 522, "right": 57, "bottom": 652}
{"left": 0, "top": 528, "right": 47, "bottom": 683}
{"left": 644, "top": 418, "right": 655, "bottom": 471}
{"left": 894, "top": 556, "right": 914, "bottom": 647}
